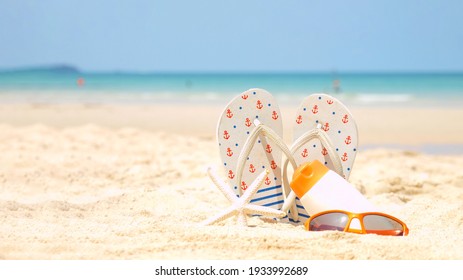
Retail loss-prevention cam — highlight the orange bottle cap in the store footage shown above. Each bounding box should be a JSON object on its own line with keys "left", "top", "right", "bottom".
{"left": 290, "top": 160, "right": 330, "bottom": 198}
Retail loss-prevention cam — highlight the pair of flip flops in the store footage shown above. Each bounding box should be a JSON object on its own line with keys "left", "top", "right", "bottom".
{"left": 211, "top": 88, "right": 358, "bottom": 224}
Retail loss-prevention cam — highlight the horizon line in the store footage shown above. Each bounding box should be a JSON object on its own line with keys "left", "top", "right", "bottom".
{"left": 1, "top": 65, "right": 463, "bottom": 75}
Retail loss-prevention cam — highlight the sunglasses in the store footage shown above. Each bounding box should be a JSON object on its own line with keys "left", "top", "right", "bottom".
{"left": 305, "top": 210, "right": 409, "bottom": 236}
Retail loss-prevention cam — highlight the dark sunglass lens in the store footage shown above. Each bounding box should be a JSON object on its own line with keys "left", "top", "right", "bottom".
{"left": 363, "top": 215, "right": 405, "bottom": 236}
{"left": 309, "top": 213, "right": 349, "bottom": 232}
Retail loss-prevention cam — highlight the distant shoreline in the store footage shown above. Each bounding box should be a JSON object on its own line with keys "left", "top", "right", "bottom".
{"left": 1, "top": 88, "right": 462, "bottom": 109}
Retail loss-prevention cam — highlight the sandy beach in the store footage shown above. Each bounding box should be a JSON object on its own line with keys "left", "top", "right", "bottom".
{"left": 1, "top": 101, "right": 463, "bottom": 259}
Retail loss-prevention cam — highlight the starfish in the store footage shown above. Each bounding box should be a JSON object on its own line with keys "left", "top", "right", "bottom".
{"left": 202, "top": 168, "right": 286, "bottom": 227}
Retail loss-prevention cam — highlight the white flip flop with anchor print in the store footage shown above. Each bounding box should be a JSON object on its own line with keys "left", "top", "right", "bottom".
{"left": 216, "top": 88, "right": 298, "bottom": 222}
{"left": 281, "top": 93, "right": 359, "bottom": 223}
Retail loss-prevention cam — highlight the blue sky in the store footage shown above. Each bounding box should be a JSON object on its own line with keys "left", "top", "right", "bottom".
{"left": 1, "top": 0, "right": 462, "bottom": 72}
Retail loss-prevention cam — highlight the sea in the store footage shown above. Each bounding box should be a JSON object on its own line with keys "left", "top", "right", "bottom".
{"left": 1, "top": 67, "right": 463, "bottom": 107}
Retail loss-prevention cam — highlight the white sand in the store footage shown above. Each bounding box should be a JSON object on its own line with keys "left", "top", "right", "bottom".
{"left": 0, "top": 103, "right": 463, "bottom": 259}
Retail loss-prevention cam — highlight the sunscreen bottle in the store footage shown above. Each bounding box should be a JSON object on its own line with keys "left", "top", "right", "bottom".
{"left": 290, "top": 160, "right": 378, "bottom": 215}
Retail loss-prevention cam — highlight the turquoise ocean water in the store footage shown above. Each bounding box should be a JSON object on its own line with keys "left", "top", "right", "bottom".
{"left": 1, "top": 67, "right": 463, "bottom": 106}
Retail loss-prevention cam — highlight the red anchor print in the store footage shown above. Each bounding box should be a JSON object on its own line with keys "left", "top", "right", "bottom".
{"left": 301, "top": 148, "right": 309, "bottom": 158}
{"left": 322, "top": 122, "right": 330, "bottom": 132}
{"left": 226, "top": 109, "right": 233, "bottom": 118}
{"left": 272, "top": 111, "right": 279, "bottom": 120}
{"left": 264, "top": 177, "right": 271, "bottom": 185}
{"left": 342, "top": 114, "right": 349, "bottom": 123}
{"left": 241, "top": 181, "right": 248, "bottom": 191}
{"left": 226, "top": 148, "right": 233, "bottom": 157}
{"left": 296, "top": 115, "right": 303, "bottom": 124}
{"left": 341, "top": 152, "right": 348, "bottom": 161}
{"left": 223, "top": 130, "right": 230, "bottom": 140}
{"left": 228, "top": 170, "right": 235, "bottom": 179}
{"left": 327, "top": 99, "right": 334, "bottom": 105}
{"left": 245, "top": 118, "right": 252, "bottom": 127}
{"left": 241, "top": 94, "right": 249, "bottom": 100}
{"left": 270, "top": 160, "right": 277, "bottom": 170}
{"left": 312, "top": 105, "right": 319, "bottom": 114}
{"left": 256, "top": 100, "right": 263, "bottom": 109}
{"left": 265, "top": 144, "right": 272, "bottom": 153}
{"left": 322, "top": 147, "right": 328, "bottom": 156}
{"left": 345, "top": 136, "right": 352, "bottom": 145}
{"left": 249, "top": 164, "right": 256, "bottom": 173}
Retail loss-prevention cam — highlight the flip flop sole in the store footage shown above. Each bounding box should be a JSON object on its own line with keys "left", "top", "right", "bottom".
{"left": 217, "top": 89, "right": 285, "bottom": 211}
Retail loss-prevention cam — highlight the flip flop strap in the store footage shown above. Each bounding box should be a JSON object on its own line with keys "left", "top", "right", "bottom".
{"left": 280, "top": 125, "right": 345, "bottom": 213}
{"left": 235, "top": 119, "right": 300, "bottom": 221}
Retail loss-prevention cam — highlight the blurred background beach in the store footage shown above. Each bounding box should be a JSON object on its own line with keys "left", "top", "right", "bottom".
{"left": 1, "top": 1, "right": 463, "bottom": 259}
{"left": 2, "top": 67, "right": 463, "bottom": 153}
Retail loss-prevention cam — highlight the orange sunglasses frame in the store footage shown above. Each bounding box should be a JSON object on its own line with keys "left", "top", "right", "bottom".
{"left": 304, "top": 210, "right": 409, "bottom": 236}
